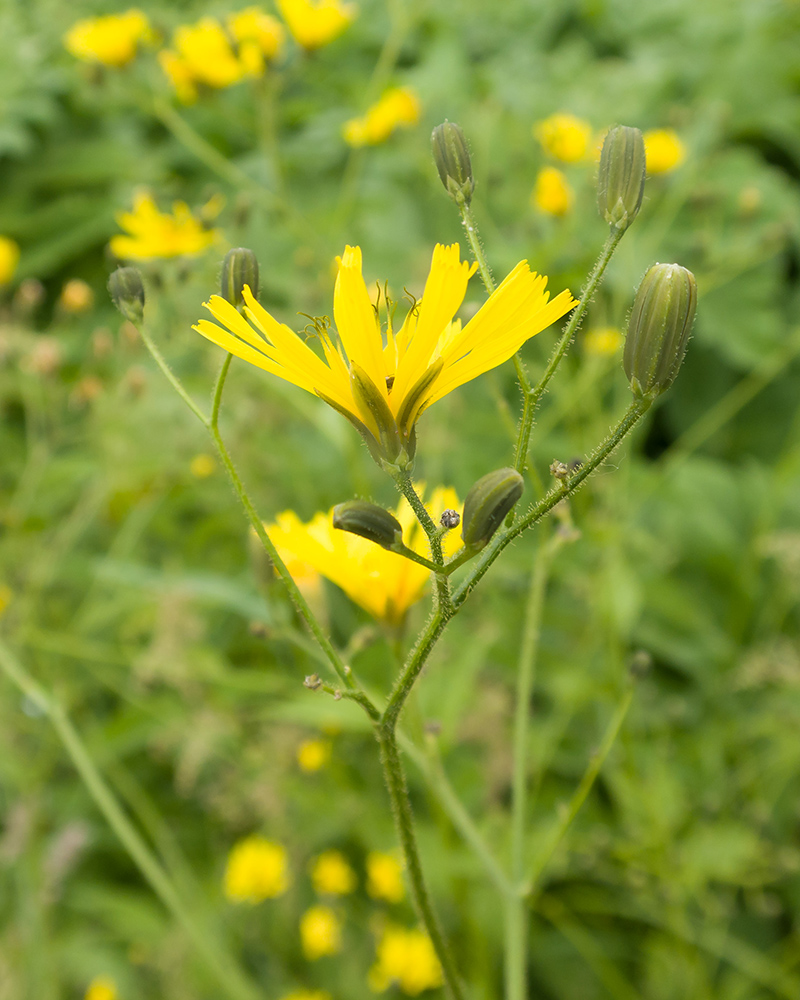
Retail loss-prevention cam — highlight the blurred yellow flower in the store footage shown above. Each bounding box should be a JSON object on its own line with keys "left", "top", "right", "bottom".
{"left": 584, "top": 326, "right": 623, "bottom": 356}
{"left": 366, "top": 851, "right": 404, "bottom": 903}
{"left": 297, "top": 737, "right": 332, "bottom": 772}
{"left": 534, "top": 112, "right": 592, "bottom": 163}
{"left": 368, "top": 925, "right": 443, "bottom": 995}
{"left": 531, "top": 166, "right": 573, "bottom": 217}
{"left": 279, "top": 991, "right": 331, "bottom": 1000}
{"left": 0, "top": 585, "right": 12, "bottom": 618}
{"left": 300, "top": 904, "right": 343, "bottom": 959}
{"left": 228, "top": 7, "right": 286, "bottom": 61}
{"left": 267, "top": 486, "right": 462, "bottom": 625}
{"left": 195, "top": 244, "right": 576, "bottom": 457}
{"left": 111, "top": 191, "right": 218, "bottom": 261}
{"left": 644, "top": 129, "right": 686, "bottom": 174}
{"left": 59, "top": 279, "right": 94, "bottom": 314}
{"left": 311, "top": 850, "right": 357, "bottom": 895}
{"left": 190, "top": 453, "right": 216, "bottom": 478}
{"left": 343, "top": 87, "right": 420, "bottom": 147}
{"left": 84, "top": 977, "right": 118, "bottom": 1000}
{"left": 277, "top": 0, "right": 356, "bottom": 50}
{"left": 64, "top": 10, "right": 152, "bottom": 67}
{"left": 175, "top": 18, "right": 249, "bottom": 89}
{"left": 224, "top": 836, "right": 291, "bottom": 903}
{"left": 0, "top": 237, "right": 20, "bottom": 285}
{"left": 159, "top": 51, "right": 198, "bottom": 104}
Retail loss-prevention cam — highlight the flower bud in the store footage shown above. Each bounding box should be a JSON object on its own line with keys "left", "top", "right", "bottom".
{"left": 108, "top": 267, "right": 145, "bottom": 325}
{"left": 221, "top": 247, "right": 260, "bottom": 311}
{"left": 624, "top": 263, "right": 697, "bottom": 398}
{"left": 333, "top": 500, "right": 404, "bottom": 550}
{"left": 461, "top": 468, "right": 524, "bottom": 550}
{"left": 350, "top": 364, "right": 402, "bottom": 464}
{"left": 597, "top": 125, "right": 646, "bottom": 233}
{"left": 431, "top": 122, "right": 475, "bottom": 206}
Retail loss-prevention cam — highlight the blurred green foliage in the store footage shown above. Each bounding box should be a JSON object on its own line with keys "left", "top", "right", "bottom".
{"left": 2, "top": 0, "right": 800, "bottom": 998}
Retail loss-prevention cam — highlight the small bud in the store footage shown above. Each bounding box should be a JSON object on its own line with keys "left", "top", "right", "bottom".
{"left": 221, "top": 247, "right": 259, "bottom": 311}
{"left": 597, "top": 125, "right": 646, "bottom": 233}
{"left": 304, "top": 674, "right": 322, "bottom": 690}
{"left": 624, "top": 263, "right": 697, "bottom": 398}
{"left": 108, "top": 267, "right": 145, "bottom": 325}
{"left": 461, "top": 468, "right": 524, "bottom": 550}
{"left": 432, "top": 122, "right": 475, "bottom": 206}
{"left": 549, "top": 460, "right": 569, "bottom": 480}
{"left": 440, "top": 509, "right": 460, "bottom": 530}
{"left": 333, "top": 500, "right": 403, "bottom": 550}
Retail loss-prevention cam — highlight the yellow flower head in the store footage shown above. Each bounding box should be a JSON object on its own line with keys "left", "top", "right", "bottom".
{"left": 195, "top": 244, "right": 576, "bottom": 464}
{"left": 344, "top": 87, "right": 420, "bottom": 147}
{"left": 190, "top": 453, "right": 216, "bottom": 478}
{"left": 159, "top": 50, "right": 198, "bottom": 104}
{"left": 584, "top": 326, "right": 623, "bottom": 356}
{"left": 534, "top": 112, "right": 592, "bottom": 163}
{"left": 0, "top": 236, "right": 20, "bottom": 285}
{"left": 297, "top": 737, "right": 332, "bottom": 772}
{"left": 531, "top": 167, "right": 573, "bottom": 217}
{"left": 111, "top": 191, "right": 218, "bottom": 261}
{"left": 300, "top": 904, "right": 343, "bottom": 959}
{"left": 173, "top": 18, "right": 247, "bottom": 89}
{"left": 277, "top": 0, "right": 356, "bottom": 50}
{"left": 64, "top": 10, "right": 152, "bottom": 67}
{"left": 366, "top": 851, "right": 404, "bottom": 903}
{"left": 84, "top": 977, "right": 118, "bottom": 1000}
{"left": 267, "top": 486, "right": 462, "bottom": 625}
{"left": 228, "top": 7, "right": 286, "bottom": 61}
{"left": 224, "top": 835, "right": 291, "bottom": 903}
{"left": 311, "top": 850, "right": 357, "bottom": 895}
{"left": 368, "top": 925, "right": 443, "bottom": 995}
{"left": 59, "top": 279, "right": 94, "bottom": 314}
{"left": 644, "top": 129, "right": 686, "bottom": 174}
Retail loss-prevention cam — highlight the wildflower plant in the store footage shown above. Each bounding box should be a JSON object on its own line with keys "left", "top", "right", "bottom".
{"left": 101, "top": 116, "right": 698, "bottom": 1000}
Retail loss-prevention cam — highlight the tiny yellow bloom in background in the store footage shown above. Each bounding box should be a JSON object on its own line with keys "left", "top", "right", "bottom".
{"left": 159, "top": 50, "right": 198, "bottom": 104}
{"left": 64, "top": 10, "right": 152, "bottom": 67}
{"left": 173, "top": 18, "right": 248, "bottom": 89}
{"left": 277, "top": 0, "right": 356, "bottom": 50}
{"left": 344, "top": 87, "right": 421, "bottom": 147}
{"left": 84, "top": 977, "right": 118, "bottom": 1000}
{"left": 644, "top": 129, "right": 686, "bottom": 174}
{"left": 190, "top": 453, "right": 216, "bottom": 478}
{"left": 297, "top": 737, "right": 332, "bottom": 772}
{"left": 584, "top": 326, "right": 624, "bottom": 356}
{"left": 368, "top": 925, "right": 443, "bottom": 995}
{"left": 300, "top": 904, "right": 343, "bottom": 959}
{"left": 0, "top": 236, "right": 20, "bottom": 285}
{"left": 224, "top": 836, "right": 291, "bottom": 903}
{"left": 311, "top": 850, "right": 357, "bottom": 895}
{"left": 228, "top": 7, "right": 286, "bottom": 62}
{"left": 267, "top": 486, "right": 462, "bottom": 625}
{"left": 532, "top": 166, "right": 574, "bottom": 217}
{"left": 278, "top": 991, "right": 332, "bottom": 1000}
{"left": 534, "top": 112, "right": 592, "bottom": 163}
{"left": 59, "top": 279, "right": 94, "bottom": 314}
{"left": 366, "top": 851, "right": 404, "bottom": 903}
{"left": 111, "top": 191, "right": 218, "bottom": 261}
{"left": 0, "top": 585, "right": 12, "bottom": 618}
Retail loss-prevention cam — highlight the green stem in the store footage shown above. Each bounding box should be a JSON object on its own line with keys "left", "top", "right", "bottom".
{"left": 0, "top": 641, "right": 262, "bottom": 1000}
{"left": 394, "top": 474, "right": 452, "bottom": 613}
{"left": 513, "top": 228, "right": 625, "bottom": 473}
{"left": 383, "top": 607, "right": 451, "bottom": 733}
{"left": 138, "top": 324, "right": 210, "bottom": 427}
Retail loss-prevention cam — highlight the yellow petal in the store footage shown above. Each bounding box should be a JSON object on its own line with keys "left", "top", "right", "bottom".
{"left": 333, "top": 246, "right": 387, "bottom": 399}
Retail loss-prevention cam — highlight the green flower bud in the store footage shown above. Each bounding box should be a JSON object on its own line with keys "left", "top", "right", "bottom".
{"left": 432, "top": 122, "right": 475, "bottom": 206}
{"left": 461, "top": 468, "right": 524, "bottom": 550}
{"left": 597, "top": 125, "right": 646, "bottom": 233}
{"left": 333, "top": 500, "right": 404, "bottom": 550}
{"left": 350, "top": 364, "right": 402, "bottom": 464}
{"left": 624, "top": 263, "right": 697, "bottom": 398}
{"left": 108, "top": 266, "right": 145, "bottom": 325}
{"left": 221, "top": 247, "right": 260, "bottom": 311}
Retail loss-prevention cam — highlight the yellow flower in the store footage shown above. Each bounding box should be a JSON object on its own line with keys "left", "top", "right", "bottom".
{"left": 194, "top": 244, "right": 576, "bottom": 463}
{"left": 190, "top": 453, "right": 216, "bottom": 478}
{"left": 366, "top": 851, "right": 404, "bottom": 903}
{"left": 84, "top": 977, "right": 118, "bottom": 1000}
{"left": 300, "top": 905, "right": 343, "bottom": 959}
{"left": 159, "top": 50, "right": 198, "bottom": 104}
{"left": 0, "top": 237, "right": 20, "bottom": 285}
{"left": 228, "top": 7, "right": 286, "bottom": 61}
{"left": 297, "top": 737, "right": 332, "bottom": 772}
{"left": 172, "top": 18, "right": 248, "bottom": 89}
{"left": 644, "top": 129, "right": 686, "bottom": 174}
{"left": 64, "top": 10, "right": 152, "bottom": 67}
{"left": 267, "top": 486, "right": 462, "bottom": 625}
{"left": 344, "top": 87, "right": 420, "bottom": 147}
{"left": 311, "top": 850, "right": 357, "bottom": 895}
{"left": 277, "top": 0, "right": 356, "bottom": 50}
{"left": 534, "top": 112, "right": 592, "bottom": 163}
{"left": 279, "top": 992, "right": 331, "bottom": 1000}
{"left": 224, "top": 836, "right": 291, "bottom": 903}
{"left": 59, "top": 279, "right": 94, "bottom": 314}
{"left": 111, "top": 191, "right": 218, "bottom": 261}
{"left": 584, "top": 326, "right": 623, "bottom": 356}
{"left": 531, "top": 167, "right": 573, "bottom": 217}
{"left": 368, "top": 925, "right": 443, "bottom": 995}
